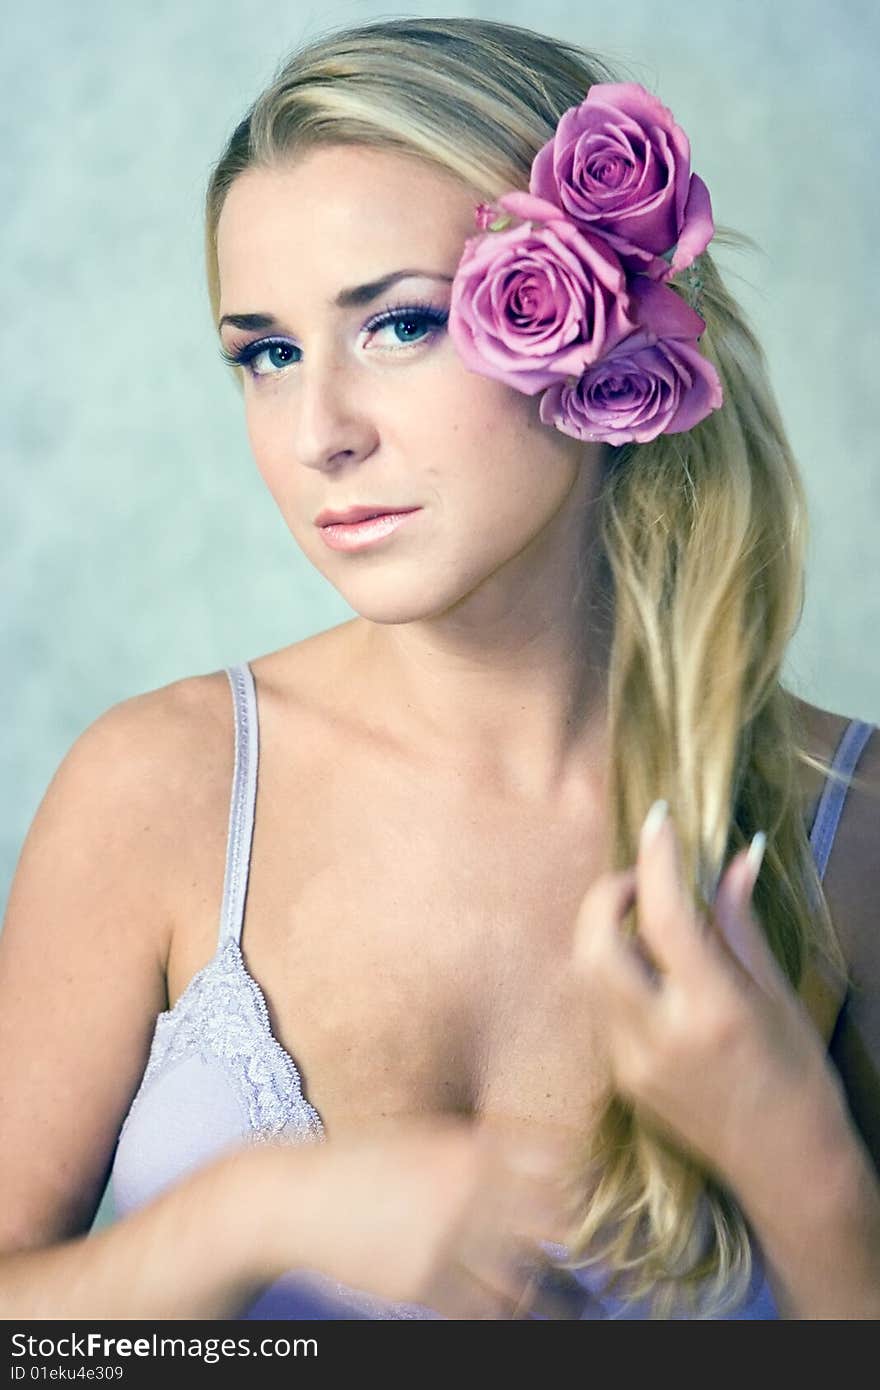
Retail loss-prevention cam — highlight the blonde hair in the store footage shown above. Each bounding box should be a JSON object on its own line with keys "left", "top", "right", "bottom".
{"left": 204, "top": 16, "right": 868, "bottom": 1316}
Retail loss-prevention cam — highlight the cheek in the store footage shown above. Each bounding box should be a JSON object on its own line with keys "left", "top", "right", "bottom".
{"left": 441, "top": 379, "right": 585, "bottom": 516}
{"left": 453, "top": 365, "right": 573, "bottom": 462}
{"left": 244, "top": 405, "right": 289, "bottom": 502}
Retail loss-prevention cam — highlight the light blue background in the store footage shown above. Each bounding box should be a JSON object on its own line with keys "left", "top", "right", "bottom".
{"left": 2, "top": 1, "right": 878, "bottom": 1235}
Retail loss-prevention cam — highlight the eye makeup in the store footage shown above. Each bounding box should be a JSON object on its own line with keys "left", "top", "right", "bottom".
{"left": 218, "top": 297, "right": 450, "bottom": 378}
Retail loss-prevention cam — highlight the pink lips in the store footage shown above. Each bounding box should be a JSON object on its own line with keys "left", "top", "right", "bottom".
{"left": 318, "top": 508, "right": 422, "bottom": 551}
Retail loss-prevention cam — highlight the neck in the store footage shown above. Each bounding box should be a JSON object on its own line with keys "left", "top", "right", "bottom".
{"left": 348, "top": 506, "right": 613, "bottom": 811}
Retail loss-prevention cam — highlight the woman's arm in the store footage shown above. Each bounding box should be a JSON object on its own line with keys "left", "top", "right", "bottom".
{"left": 0, "top": 683, "right": 575, "bottom": 1321}
{"left": 739, "top": 726, "right": 880, "bottom": 1317}
{"left": 724, "top": 1063, "right": 880, "bottom": 1318}
{"left": 821, "top": 726, "right": 880, "bottom": 1176}
{"left": 572, "top": 796, "right": 880, "bottom": 1319}
{"left": 0, "top": 683, "right": 287, "bottom": 1316}
{"left": 0, "top": 1142, "right": 294, "bottom": 1320}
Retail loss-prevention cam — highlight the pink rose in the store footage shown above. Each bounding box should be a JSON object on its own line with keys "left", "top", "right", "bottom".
{"left": 448, "top": 191, "right": 640, "bottom": 394}
{"left": 602, "top": 274, "right": 712, "bottom": 351}
{"left": 530, "top": 81, "right": 714, "bottom": 282}
{"left": 538, "top": 275, "right": 723, "bottom": 444}
{"left": 539, "top": 339, "right": 722, "bottom": 444}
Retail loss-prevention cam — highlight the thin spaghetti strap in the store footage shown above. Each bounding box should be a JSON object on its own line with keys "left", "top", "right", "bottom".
{"left": 809, "top": 718, "right": 876, "bottom": 884}
{"left": 218, "top": 662, "right": 259, "bottom": 951}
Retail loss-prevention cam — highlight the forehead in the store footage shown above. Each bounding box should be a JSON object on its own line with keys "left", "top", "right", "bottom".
{"left": 216, "top": 146, "right": 479, "bottom": 304}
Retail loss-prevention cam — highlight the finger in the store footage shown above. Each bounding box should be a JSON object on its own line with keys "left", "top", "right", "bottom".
{"left": 711, "top": 834, "right": 786, "bottom": 997}
{"left": 710, "top": 847, "right": 758, "bottom": 975}
{"left": 453, "top": 1159, "right": 578, "bottom": 1298}
{"left": 500, "top": 1225, "right": 601, "bottom": 1320}
{"left": 449, "top": 1232, "right": 584, "bottom": 1321}
{"left": 444, "top": 1234, "right": 548, "bottom": 1320}
{"left": 576, "top": 868, "right": 662, "bottom": 1015}
{"left": 483, "top": 1141, "right": 581, "bottom": 1244}
{"left": 510, "top": 1174, "right": 581, "bottom": 1247}
{"left": 441, "top": 1259, "right": 524, "bottom": 1319}
{"left": 478, "top": 1131, "right": 580, "bottom": 1237}
{"left": 573, "top": 865, "right": 639, "bottom": 968}
{"left": 634, "top": 800, "right": 707, "bottom": 978}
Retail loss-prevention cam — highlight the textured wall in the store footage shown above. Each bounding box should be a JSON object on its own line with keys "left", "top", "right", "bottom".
{"left": 2, "top": 1, "right": 877, "bottom": 1238}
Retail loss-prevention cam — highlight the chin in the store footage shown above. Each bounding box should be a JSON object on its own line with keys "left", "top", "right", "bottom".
{"left": 327, "top": 571, "right": 483, "bottom": 628}
{"left": 336, "top": 595, "right": 447, "bottom": 627}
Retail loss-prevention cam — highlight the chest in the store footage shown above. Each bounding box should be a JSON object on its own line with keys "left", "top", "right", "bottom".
{"left": 165, "top": 688, "right": 847, "bottom": 1143}
{"left": 167, "top": 742, "right": 614, "bottom": 1140}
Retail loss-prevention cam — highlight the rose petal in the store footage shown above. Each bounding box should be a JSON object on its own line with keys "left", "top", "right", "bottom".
{"left": 530, "top": 80, "right": 715, "bottom": 277}
{"left": 538, "top": 336, "right": 723, "bottom": 444}
{"left": 448, "top": 213, "right": 640, "bottom": 392}
{"left": 668, "top": 174, "right": 715, "bottom": 275}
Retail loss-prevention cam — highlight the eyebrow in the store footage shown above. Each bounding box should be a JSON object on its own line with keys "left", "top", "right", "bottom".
{"left": 218, "top": 268, "right": 454, "bottom": 333}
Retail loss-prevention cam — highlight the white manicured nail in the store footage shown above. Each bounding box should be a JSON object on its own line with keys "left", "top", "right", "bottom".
{"left": 745, "top": 831, "right": 767, "bottom": 886}
{"left": 640, "top": 799, "right": 669, "bottom": 847}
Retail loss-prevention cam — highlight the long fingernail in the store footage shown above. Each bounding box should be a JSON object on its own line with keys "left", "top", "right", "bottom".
{"left": 745, "top": 831, "right": 767, "bottom": 891}
{"left": 640, "top": 799, "right": 669, "bottom": 848}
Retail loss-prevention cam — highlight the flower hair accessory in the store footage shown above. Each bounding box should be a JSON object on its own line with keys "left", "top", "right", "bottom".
{"left": 448, "top": 82, "right": 724, "bottom": 445}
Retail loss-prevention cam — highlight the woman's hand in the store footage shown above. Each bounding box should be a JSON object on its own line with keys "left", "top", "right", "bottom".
{"left": 260, "top": 1111, "right": 587, "bottom": 1319}
{"left": 572, "top": 801, "right": 854, "bottom": 1200}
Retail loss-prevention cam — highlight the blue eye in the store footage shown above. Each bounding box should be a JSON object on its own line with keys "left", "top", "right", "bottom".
{"left": 226, "top": 340, "right": 296, "bottom": 376}
{"left": 218, "top": 301, "right": 449, "bottom": 378}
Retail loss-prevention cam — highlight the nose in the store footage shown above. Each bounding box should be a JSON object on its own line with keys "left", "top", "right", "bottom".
{"left": 291, "top": 350, "right": 380, "bottom": 475}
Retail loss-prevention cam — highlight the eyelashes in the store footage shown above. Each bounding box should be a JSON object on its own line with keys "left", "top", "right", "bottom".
{"left": 218, "top": 297, "right": 450, "bottom": 378}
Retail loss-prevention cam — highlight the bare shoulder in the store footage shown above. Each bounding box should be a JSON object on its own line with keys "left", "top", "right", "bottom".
{"left": 771, "top": 698, "right": 867, "bottom": 1038}
{"left": 788, "top": 694, "right": 858, "bottom": 823}
{"left": 792, "top": 694, "right": 880, "bottom": 964}
{"left": 785, "top": 694, "right": 879, "bottom": 1056}
{"left": 787, "top": 692, "right": 877, "bottom": 860}
{"left": 0, "top": 639, "right": 347, "bottom": 1254}
{"left": 61, "top": 666, "right": 240, "bottom": 933}
{"left": 790, "top": 698, "right": 880, "bottom": 1172}
{"left": 0, "top": 665, "right": 247, "bottom": 1253}
{"left": 18, "top": 670, "right": 229, "bottom": 900}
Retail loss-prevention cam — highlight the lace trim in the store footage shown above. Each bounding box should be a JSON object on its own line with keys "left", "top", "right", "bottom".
{"left": 118, "top": 939, "right": 326, "bottom": 1146}
{"left": 115, "top": 947, "right": 439, "bottom": 1316}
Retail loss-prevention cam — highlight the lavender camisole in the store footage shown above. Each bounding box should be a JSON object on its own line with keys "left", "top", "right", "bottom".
{"left": 109, "top": 662, "right": 876, "bottom": 1319}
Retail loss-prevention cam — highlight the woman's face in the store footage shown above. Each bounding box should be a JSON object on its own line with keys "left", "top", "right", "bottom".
{"left": 216, "top": 144, "right": 603, "bottom": 625}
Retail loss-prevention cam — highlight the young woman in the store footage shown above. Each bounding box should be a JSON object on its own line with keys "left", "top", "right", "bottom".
{"left": 1, "top": 17, "right": 878, "bottom": 1320}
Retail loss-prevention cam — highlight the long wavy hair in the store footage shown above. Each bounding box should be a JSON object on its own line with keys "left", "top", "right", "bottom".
{"left": 203, "top": 16, "right": 866, "bottom": 1316}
